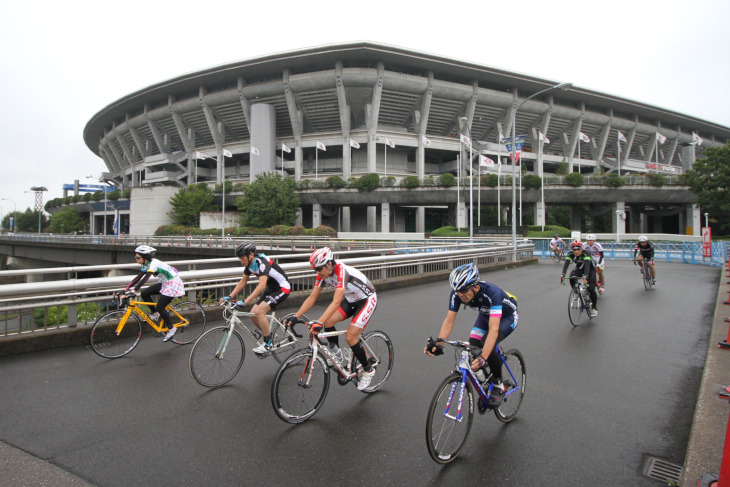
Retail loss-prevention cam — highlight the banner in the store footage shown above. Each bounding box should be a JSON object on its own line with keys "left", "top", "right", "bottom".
{"left": 316, "top": 141, "right": 326, "bottom": 151}
{"left": 617, "top": 131, "right": 627, "bottom": 143}
{"left": 350, "top": 139, "right": 360, "bottom": 149}
{"left": 422, "top": 136, "right": 431, "bottom": 146}
{"left": 222, "top": 149, "right": 232, "bottom": 158}
{"left": 384, "top": 137, "right": 395, "bottom": 148}
{"left": 502, "top": 135, "right": 526, "bottom": 162}
{"left": 250, "top": 147, "right": 260, "bottom": 156}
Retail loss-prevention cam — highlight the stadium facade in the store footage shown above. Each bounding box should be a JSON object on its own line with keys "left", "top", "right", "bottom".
{"left": 83, "top": 42, "right": 730, "bottom": 236}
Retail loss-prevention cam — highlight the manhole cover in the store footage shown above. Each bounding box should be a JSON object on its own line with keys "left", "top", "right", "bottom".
{"left": 644, "top": 457, "right": 683, "bottom": 483}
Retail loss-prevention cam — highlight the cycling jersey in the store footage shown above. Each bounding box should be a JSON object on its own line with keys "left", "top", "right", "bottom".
{"left": 550, "top": 238, "right": 564, "bottom": 248}
{"left": 126, "top": 258, "right": 185, "bottom": 297}
{"left": 448, "top": 281, "right": 518, "bottom": 320}
{"left": 634, "top": 241, "right": 655, "bottom": 259}
{"left": 244, "top": 253, "right": 291, "bottom": 293}
{"left": 561, "top": 252, "right": 597, "bottom": 281}
{"left": 315, "top": 262, "right": 376, "bottom": 303}
{"left": 582, "top": 242, "right": 604, "bottom": 267}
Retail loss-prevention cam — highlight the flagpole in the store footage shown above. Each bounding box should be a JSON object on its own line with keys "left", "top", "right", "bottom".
{"left": 540, "top": 139, "right": 545, "bottom": 231}
{"left": 316, "top": 146, "right": 318, "bottom": 180}
{"left": 497, "top": 144, "right": 501, "bottom": 226}
{"left": 478, "top": 158, "right": 481, "bottom": 227}
{"left": 655, "top": 134, "right": 659, "bottom": 174}
{"left": 456, "top": 153, "right": 460, "bottom": 231}
{"left": 518, "top": 158, "right": 522, "bottom": 227}
{"left": 281, "top": 146, "right": 284, "bottom": 177}
{"left": 617, "top": 139, "right": 621, "bottom": 177}
{"left": 384, "top": 141, "right": 387, "bottom": 179}
{"left": 219, "top": 151, "right": 225, "bottom": 240}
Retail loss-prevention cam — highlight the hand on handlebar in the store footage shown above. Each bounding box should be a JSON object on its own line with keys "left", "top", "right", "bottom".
{"left": 424, "top": 337, "right": 444, "bottom": 357}
{"left": 309, "top": 321, "right": 323, "bottom": 337}
{"left": 560, "top": 274, "right": 566, "bottom": 285}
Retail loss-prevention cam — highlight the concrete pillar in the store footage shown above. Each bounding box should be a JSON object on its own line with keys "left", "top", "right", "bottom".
{"left": 342, "top": 140, "right": 351, "bottom": 180}
{"left": 250, "top": 104, "right": 276, "bottom": 180}
{"left": 341, "top": 207, "right": 351, "bottom": 232}
{"left": 457, "top": 201, "right": 466, "bottom": 229}
{"left": 416, "top": 206, "right": 425, "bottom": 233}
{"left": 312, "top": 203, "right": 322, "bottom": 228}
{"left": 534, "top": 201, "right": 545, "bottom": 228}
{"left": 613, "top": 202, "right": 626, "bottom": 235}
{"left": 367, "top": 206, "right": 377, "bottom": 232}
{"left": 570, "top": 205, "right": 582, "bottom": 232}
{"left": 687, "top": 203, "right": 701, "bottom": 236}
{"left": 381, "top": 200, "right": 390, "bottom": 233}
{"left": 294, "top": 145, "right": 303, "bottom": 182}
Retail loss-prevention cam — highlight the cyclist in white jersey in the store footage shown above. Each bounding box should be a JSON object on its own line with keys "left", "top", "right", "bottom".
{"left": 549, "top": 234, "right": 566, "bottom": 258}
{"left": 583, "top": 234, "right": 605, "bottom": 294}
{"left": 286, "top": 247, "right": 378, "bottom": 391}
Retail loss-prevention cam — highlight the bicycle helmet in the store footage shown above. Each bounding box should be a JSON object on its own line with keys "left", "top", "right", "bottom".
{"left": 309, "top": 247, "right": 333, "bottom": 268}
{"left": 585, "top": 234, "right": 596, "bottom": 241}
{"left": 638, "top": 235, "right": 648, "bottom": 242}
{"left": 570, "top": 240, "right": 583, "bottom": 250}
{"left": 134, "top": 245, "right": 156, "bottom": 258}
{"left": 449, "top": 263, "right": 480, "bottom": 291}
{"left": 553, "top": 233, "right": 559, "bottom": 238}
{"left": 235, "top": 240, "right": 256, "bottom": 257}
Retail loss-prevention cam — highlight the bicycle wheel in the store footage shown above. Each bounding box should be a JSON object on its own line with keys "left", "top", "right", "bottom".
{"left": 358, "top": 330, "right": 394, "bottom": 393}
{"left": 550, "top": 250, "right": 560, "bottom": 263}
{"left": 170, "top": 301, "right": 207, "bottom": 345}
{"left": 568, "top": 288, "right": 585, "bottom": 326}
{"left": 426, "top": 372, "right": 474, "bottom": 464}
{"left": 90, "top": 310, "right": 142, "bottom": 359}
{"left": 189, "top": 327, "right": 244, "bottom": 387}
{"left": 495, "top": 349, "right": 526, "bottom": 423}
{"left": 271, "top": 349, "right": 330, "bottom": 424}
{"left": 270, "top": 313, "right": 309, "bottom": 363}
{"left": 643, "top": 265, "right": 652, "bottom": 290}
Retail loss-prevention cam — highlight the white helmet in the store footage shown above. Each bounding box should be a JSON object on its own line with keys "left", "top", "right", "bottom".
{"left": 309, "top": 247, "right": 333, "bottom": 268}
{"left": 134, "top": 245, "right": 157, "bottom": 258}
{"left": 449, "top": 263, "right": 480, "bottom": 291}
{"left": 638, "top": 235, "right": 648, "bottom": 242}
{"left": 585, "top": 234, "right": 596, "bottom": 241}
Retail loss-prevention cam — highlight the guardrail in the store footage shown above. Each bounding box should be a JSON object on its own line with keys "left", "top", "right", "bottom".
{"left": 0, "top": 241, "right": 535, "bottom": 337}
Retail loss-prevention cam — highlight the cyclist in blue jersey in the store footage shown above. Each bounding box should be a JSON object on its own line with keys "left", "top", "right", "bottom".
{"left": 633, "top": 235, "right": 657, "bottom": 285}
{"left": 221, "top": 241, "right": 292, "bottom": 354}
{"left": 119, "top": 245, "right": 185, "bottom": 342}
{"left": 425, "top": 263, "right": 518, "bottom": 407}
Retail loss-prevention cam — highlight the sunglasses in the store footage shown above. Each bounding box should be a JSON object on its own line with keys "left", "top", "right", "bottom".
{"left": 455, "top": 287, "right": 472, "bottom": 295}
{"left": 134, "top": 255, "right": 143, "bottom": 261}
{"left": 313, "top": 266, "right": 325, "bottom": 272}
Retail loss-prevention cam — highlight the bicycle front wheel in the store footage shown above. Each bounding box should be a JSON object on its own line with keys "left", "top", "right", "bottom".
{"left": 90, "top": 310, "right": 142, "bottom": 359}
{"left": 495, "top": 349, "right": 526, "bottom": 423}
{"left": 271, "top": 349, "right": 330, "bottom": 424}
{"left": 550, "top": 250, "right": 560, "bottom": 263}
{"left": 189, "top": 327, "right": 244, "bottom": 387}
{"left": 426, "top": 372, "right": 474, "bottom": 464}
{"left": 568, "top": 289, "right": 585, "bottom": 326}
{"left": 643, "top": 266, "right": 652, "bottom": 290}
{"left": 170, "top": 301, "right": 207, "bottom": 345}
{"left": 270, "top": 313, "right": 309, "bottom": 363}
{"left": 359, "top": 330, "right": 394, "bottom": 393}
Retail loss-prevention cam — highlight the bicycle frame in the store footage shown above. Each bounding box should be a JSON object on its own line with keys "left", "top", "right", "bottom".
{"left": 116, "top": 299, "right": 188, "bottom": 335}
{"left": 299, "top": 328, "right": 379, "bottom": 385}
{"left": 215, "top": 304, "right": 297, "bottom": 358}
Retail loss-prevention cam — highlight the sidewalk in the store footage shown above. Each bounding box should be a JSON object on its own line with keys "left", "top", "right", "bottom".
{"left": 0, "top": 441, "right": 93, "bottom": 486}
{"left": 681, "top": 266, "right": 730, "bottom": 486}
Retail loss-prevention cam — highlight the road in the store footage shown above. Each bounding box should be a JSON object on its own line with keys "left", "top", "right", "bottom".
{"left": 0, "top": 260, "right": 719, "bottom": 486}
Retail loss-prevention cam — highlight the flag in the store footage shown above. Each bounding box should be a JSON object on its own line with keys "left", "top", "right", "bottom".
{"left": 539, "top": 132, "right": 550, "bottom": 144}
{"left": 481, "top": 156, "right": 495, "bottom": 166}
{"left": 579, "top": 132, "right": 590, "bottom": 143}
{"left": 692, "top": 132, "right": 703, "bottom": 146}
{"left": 617, "top": 131, "right": 627, "bottom": 143}
{"left": 656, "top": 132, "right": 666, "bottom": 144}
{"left": 422, "top": 136, "right": 431, "bottom": 146}
{"left": 250, "top": 147, "right": 260, "bottom": 156}
{"left": 281, "top": 143, "right": 291, "bottom": 153}
{"left": 460, "top": 133, "right": 471, "bottom": 146}
{"left": 223, "top": 149, "right": 232, "bottom": 158}
{"left": 384, "top": 137, "right": 395, "bottom": 148}
{"left": 316, "top": 141, "right": 326, "bottom": 151}
{"left": 194, "top": 151, "right": 208, "bottom": 160}
{"left": 350, "top": 139, "right": 360, "bottom": 149}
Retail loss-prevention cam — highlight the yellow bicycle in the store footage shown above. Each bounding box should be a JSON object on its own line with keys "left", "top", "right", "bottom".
{"left": 90, "top": 292, "right": 207, "bottom": 358}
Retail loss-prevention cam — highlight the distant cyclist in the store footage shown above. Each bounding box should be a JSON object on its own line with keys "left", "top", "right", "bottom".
{"left": 119, "top": 245, "right": 185, "bottom": 342}
{"left": 583, "top": 234, "right": 605, "bottom": 294}
{"left": 424, "top": 263, "right": 518, "bottom": 407}
{"left": 561, "top": 240, "right": 598, "bottom": 317}
{"left": 221, "top": 241, "right": 291, "bottom": 355}
{"left": 633, "top": 235, "right": 656, "bottom": 285}
{"left": 549, "top": 233, "right": 566, "bottom": 259}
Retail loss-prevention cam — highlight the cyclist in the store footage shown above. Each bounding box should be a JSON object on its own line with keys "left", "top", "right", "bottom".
{"left": 583, "top": 234, "right": 605, "bottom": 294}
{"left": 633, "top": 235, "right": 656, "bottom": 285}
{"left": 561, "top": 240, "right": 598, "bottom": 317}
{"left": 120, "top": 245, "right": 185, "bottom": 342}
{"left": 424, "top": 263, "right": 518, "bottom": 407}
{"left": 285, "top": 247, "right": 378, "bottom": 391}
{"left": 221, "top": 241, "right": 291, "bottom": 355}
{"left": 549, "top": 233, "right": 566, "bottom": 259}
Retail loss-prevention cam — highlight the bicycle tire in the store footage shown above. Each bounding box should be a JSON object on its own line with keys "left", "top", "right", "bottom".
{"left": 358, "top": 330, "right": 394, "bottom": 393}
{"left": 425, "top": 372, "right": 474, "bottom": 464}
{"left": 270, "top": 313, "right": 309, "bottom": 363}
{"left": 550, "top": 250, "right": 560, "bottom": 263}
{"left": 90, "top": 310, "right": 143, "bottom": 359}
{"left": 568, "top": 288, "right": 585, "bottom": 326}
{"left": 189, "top": 327, "right": 244, "bottom": 387}
{"left": 494, "top": 349, "right": 526, "bottom": 423}
{"left": 170, "top": 301, "right": 207, "bottom": 345}
{"left": 271, "top": 349, "right": 330, "bottom": 424}
{"left": 643, "top": 265, "right": 652, "bottom": 290}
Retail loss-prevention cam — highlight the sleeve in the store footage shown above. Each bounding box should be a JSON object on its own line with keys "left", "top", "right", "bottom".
{"left": 257, "top": 257, "right": 272, "bottom": 276}
{"left": 124, "top": 270, "right": 146, "bottom": 291}
{"left": 561, "top": 256, "right": 571, "bottom": 275}
{"left": 447, "top": 291, "right": 461, "bottom": 312}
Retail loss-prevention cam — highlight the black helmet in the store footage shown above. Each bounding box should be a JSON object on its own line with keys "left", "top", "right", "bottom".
{"left": 235, "top": 241, "right": 256, "bottom": 257}
{"left": 553, "top": 233, "right": 559, "bottom": 238}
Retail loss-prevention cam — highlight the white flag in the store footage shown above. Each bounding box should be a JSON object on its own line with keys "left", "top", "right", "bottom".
{"left": 539, "top": 131, "right": 550, "bottom": 144}
{"left": 422, "top": 136, "right": 431, "bottom": 146}
{"left": 316, "top": 141, "right": 326, "bottom": 151}
{"left": 194, "top": 151, "right": 208, "bottom": 160}
{"left": 460, "top": 133, "right": 471, "bottom": 146}
{"left": 222, "top": 149, "right": 232, "bottom": 158}
{"left": 384, "top": 137, "right": 395, "bottom": 148}
{"left": 281, "top": 143, "right": 291, "bottom": 153}
{"left": 617, "top": 131, "right": 627, "bottom": 143}
{"left": 350, "top": 139, "right": 360, "bottom": 149}
{"left": 692, "top": 132, "right": 703, "bottom": 146}
{"left": 656, "top": 132, "right": 666, "bottom": 144}
{"left": 250, "top": 147, "right": 260, "bottom": 156}
{"left": 579, "top": 132, "right": 590, "bottom": 143}
{"left": 481, "top": 156, "right": 495, "bottom": 166}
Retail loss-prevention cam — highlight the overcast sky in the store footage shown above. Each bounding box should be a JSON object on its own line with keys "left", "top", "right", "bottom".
{"left": 0, "top": 0, "right": 728, "bottom": 217}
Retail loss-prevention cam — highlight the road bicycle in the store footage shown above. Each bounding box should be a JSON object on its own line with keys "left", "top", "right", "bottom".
{"left": 189, "top": 301, "right": 308, "bottom": 387}
{"left": 550, "top": 246, "right": 566, "bottom": 263}
{"left": 563, "top": 275, "right": 595, "bottom": 326}
{"left": 425, "top": 337, "right": 525, "bottom": 464}
{"left": 90, "top": 292, "right": 207, "bottom": 358}
{"left": 271, "top": 320, "right": 394, "bottom": 424}
{"left": 637, "top": 259, "right": 654, "bottom": 290}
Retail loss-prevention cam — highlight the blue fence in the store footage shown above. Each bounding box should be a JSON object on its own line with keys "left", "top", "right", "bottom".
{"left": 534, "top": 240, "right": 728, "bottom": 267}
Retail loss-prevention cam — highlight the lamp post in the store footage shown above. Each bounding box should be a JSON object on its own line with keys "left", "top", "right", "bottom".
{"left": 459, "top": 117, "right": 474, "bottom": 239}
{"left": 510, "top": 82, "right": 572, "bottom": 260}
{"left": 29, "top": 186, "right": 48, "bottom": 234}
{"left": 1, "top": 198, "right": 16, "bottom": 233}
{"left": 616, "top": 210, "right": 621, "bottom": 242}
{"left": 704, "top": 212, "right": 709, "bottom": 228}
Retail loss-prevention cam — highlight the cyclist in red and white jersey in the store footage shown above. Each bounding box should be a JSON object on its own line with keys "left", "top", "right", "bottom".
{"left": 286, "top": 247, "right": 378, "bottom": 391}
{"left": 583, "top": 234, "right": 605, "bottom": 294}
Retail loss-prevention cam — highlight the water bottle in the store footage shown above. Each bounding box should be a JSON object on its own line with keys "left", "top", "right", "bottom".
{"left": 475, "top": 368, "right": 486, "bottom": 383}
{"left": 329, "top": 343, "right": 343, "bottom": 365}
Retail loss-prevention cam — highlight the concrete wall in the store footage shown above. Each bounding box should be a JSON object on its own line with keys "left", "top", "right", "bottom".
{"left": 129, "top": 186, "right": 177, "bottom": 235}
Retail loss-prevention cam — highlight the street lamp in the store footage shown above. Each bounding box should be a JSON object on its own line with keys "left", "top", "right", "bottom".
{"left": 459, "top": 117, "right": 474, "bottom": 239}
{"left": 510, "top": 82, "right": 572, "bottom": 260}
{"left": 616, "top": 210, "right": 621, "bottom": 242}
{"left": 704, "top": 212, "right": 709, "bottom": 228}
{"left": 29, "top": 186, "right": 48, "bottom": 234}
{"left": 1, "top": 198, "right": 16, "bottom": 233}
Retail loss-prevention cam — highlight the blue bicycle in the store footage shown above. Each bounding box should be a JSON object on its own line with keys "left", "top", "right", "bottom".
{"left": 425, "top": 337, "right": 526, "bottom": 464}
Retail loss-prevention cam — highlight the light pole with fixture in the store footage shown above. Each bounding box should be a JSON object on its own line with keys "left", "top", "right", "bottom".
{"left": 29, "top": 186, "right": 48, "bottom": 234}
{"left": 1, "top": 198, "right": 16, "bottom": 233}
{"left": 510, "top": 82, "right": 572, "bottom": 260}
{"left": 459, "top": 117, "right": 474, "bottom": 239}
{"left": 704, "top": 212, "right": 709, "bottom": 228}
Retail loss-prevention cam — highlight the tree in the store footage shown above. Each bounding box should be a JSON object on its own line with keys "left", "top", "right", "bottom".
{"left": 168, "top": 183, "right": 217, "bottom": 227}
{"left": 49, "top": 207, "right": 86, "bottom": 234}
{"left": 236, "top": 173, "right": 300, "bottom": 227}
{"left": 14, "top": 209, "right": 48, "bottom": 232}
{"left": 686, "top": 144, "right": 730, "bottom": 233}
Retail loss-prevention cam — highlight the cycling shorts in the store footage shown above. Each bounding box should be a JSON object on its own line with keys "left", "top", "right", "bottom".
{"left": 257, "top": 288, "right": 290, "bottom": 310}
{"left": 337, "top": 294, "right": 377, "bottom": 329}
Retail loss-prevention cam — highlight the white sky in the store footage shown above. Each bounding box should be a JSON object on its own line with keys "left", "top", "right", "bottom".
{"left": 0, "top": 0, "right": 728, "bottom": 216}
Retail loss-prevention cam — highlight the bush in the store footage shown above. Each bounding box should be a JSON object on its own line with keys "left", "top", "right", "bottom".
{"left": 123, "top": 189, "right": 132, "bottom": 198}
{"left": 325, "top": 175, "right": 348, "bottom": 189}
{"left": 289, "top": 225, "right": 305, "bottom": 235}
{"left": 91, "top": 191, "right": 103, "bottom": 202}
{"left": 383, "top": 176, "right": 396, "bottom": 187}
{"left": 108, "top": 189, "right": 121, "bottom": 201}
{"left": 556, "top": 162, "right": 569, "bottom": 175}
{"left": 313, "top": 225, "right": 337, "bottom": 237}
{"left": 82, "top": 193, "right": 92, "bottom": 202}
{"left": 646, "top": 173, "right": 667, "bottom": 187}
{"left": 438, "top": 173, "right": 456, "bottom": 187}
{"left": 431, "top": 226, "right": 468, "bottom": 237}
{"left": 268, "top": 225, "right": 291, "bottom": 235}
{"left": 400, "top": 176, "right": 420, "bottom": 189}
{"left": 604, "top": 173, "right": 625, "bottom": 188}
{"left": 522, "top": 174, "right": 542, "bottom": 189}
{"left": 565, "top": 172, "right": 584, "bottom": 187}
{"left": 353, "top": 173, "right": 380, "bottom": 191}
{"left": 424, "top": 175, "right": 436, "bottom": 186}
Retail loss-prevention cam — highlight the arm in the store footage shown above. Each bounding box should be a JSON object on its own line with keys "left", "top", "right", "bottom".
{"left": 221, "top": 274, "right": 249, "bottom": 303}
{"left": 131, "top": 272, "right": 153, "bottom": 292}
{"left": 244, "top": 275, "right": 268, "bottom": 306}
{"left": 124, "top": 270, "right": 146, "bottom": 292}
{"left": 293, "top": 285, "right": 323, "bottom": 319}
{"left": 425, "top": 310, "right": 458, "bottom": 356}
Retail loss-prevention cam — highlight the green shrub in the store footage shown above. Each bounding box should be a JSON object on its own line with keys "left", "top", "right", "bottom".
{"left": 289, "top": 225, "right": 305, "bottom": 235}
{"left": 298, "top": 180, "right": 311, "bottom": 190}
{"left": 438, "top": 173, "right": 456, "bottom": 187}
{"left": 431, "top": 226, "right": 468, "bottom": 237}
{"left": 91, "top": 191, "right": 103, "bottom": 202}
{"left": 268, "top": 225, "right": 291, "bottom": 235}
{"left": 424, "top": 175, "right": 436, "bottom": 186}
{"left": 325, "top": 175, "right": 348, "bottom": 189}
{"left": 353, "top": 173, "right": 380, "bottom": 191}
{"left": 565, "top": 172, "right": 584, "bottom": 187}
{"left": 522, "top": 174, "right": 542, "bottom": 189}
{"left": 122, "top": 189, "right": 132, "bottom": 198}
{"left": 383, "top": 176, "right": 396, "bottom": 187}
{"left": 481, "top": 174, "right": 498, "bottom": 187}
{"left": 313, "top": 225, "right": 337, "bottom": 237}
{"left": 108, "top": 189, "right": 121, "bottom": 201}
{"left": 646, "top": 173, "right": 667, "bottom": 187}
{"left": 555, "top": 163, "right": 569, "bottom": 175}
{"left": 604, "top": 173, "right": 625, "bottom": 188}
{"left": 400, "top": 176, "right": 420, "bottom": 189}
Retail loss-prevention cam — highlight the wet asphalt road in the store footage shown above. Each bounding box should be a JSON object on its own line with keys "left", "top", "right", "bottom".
{"left": 0, "top": 260, "right": 720, "bottom": 486}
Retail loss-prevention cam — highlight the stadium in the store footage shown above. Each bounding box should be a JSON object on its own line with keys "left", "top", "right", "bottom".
{"left": 83, "top": 42, "right": 730, "bottom": 236}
